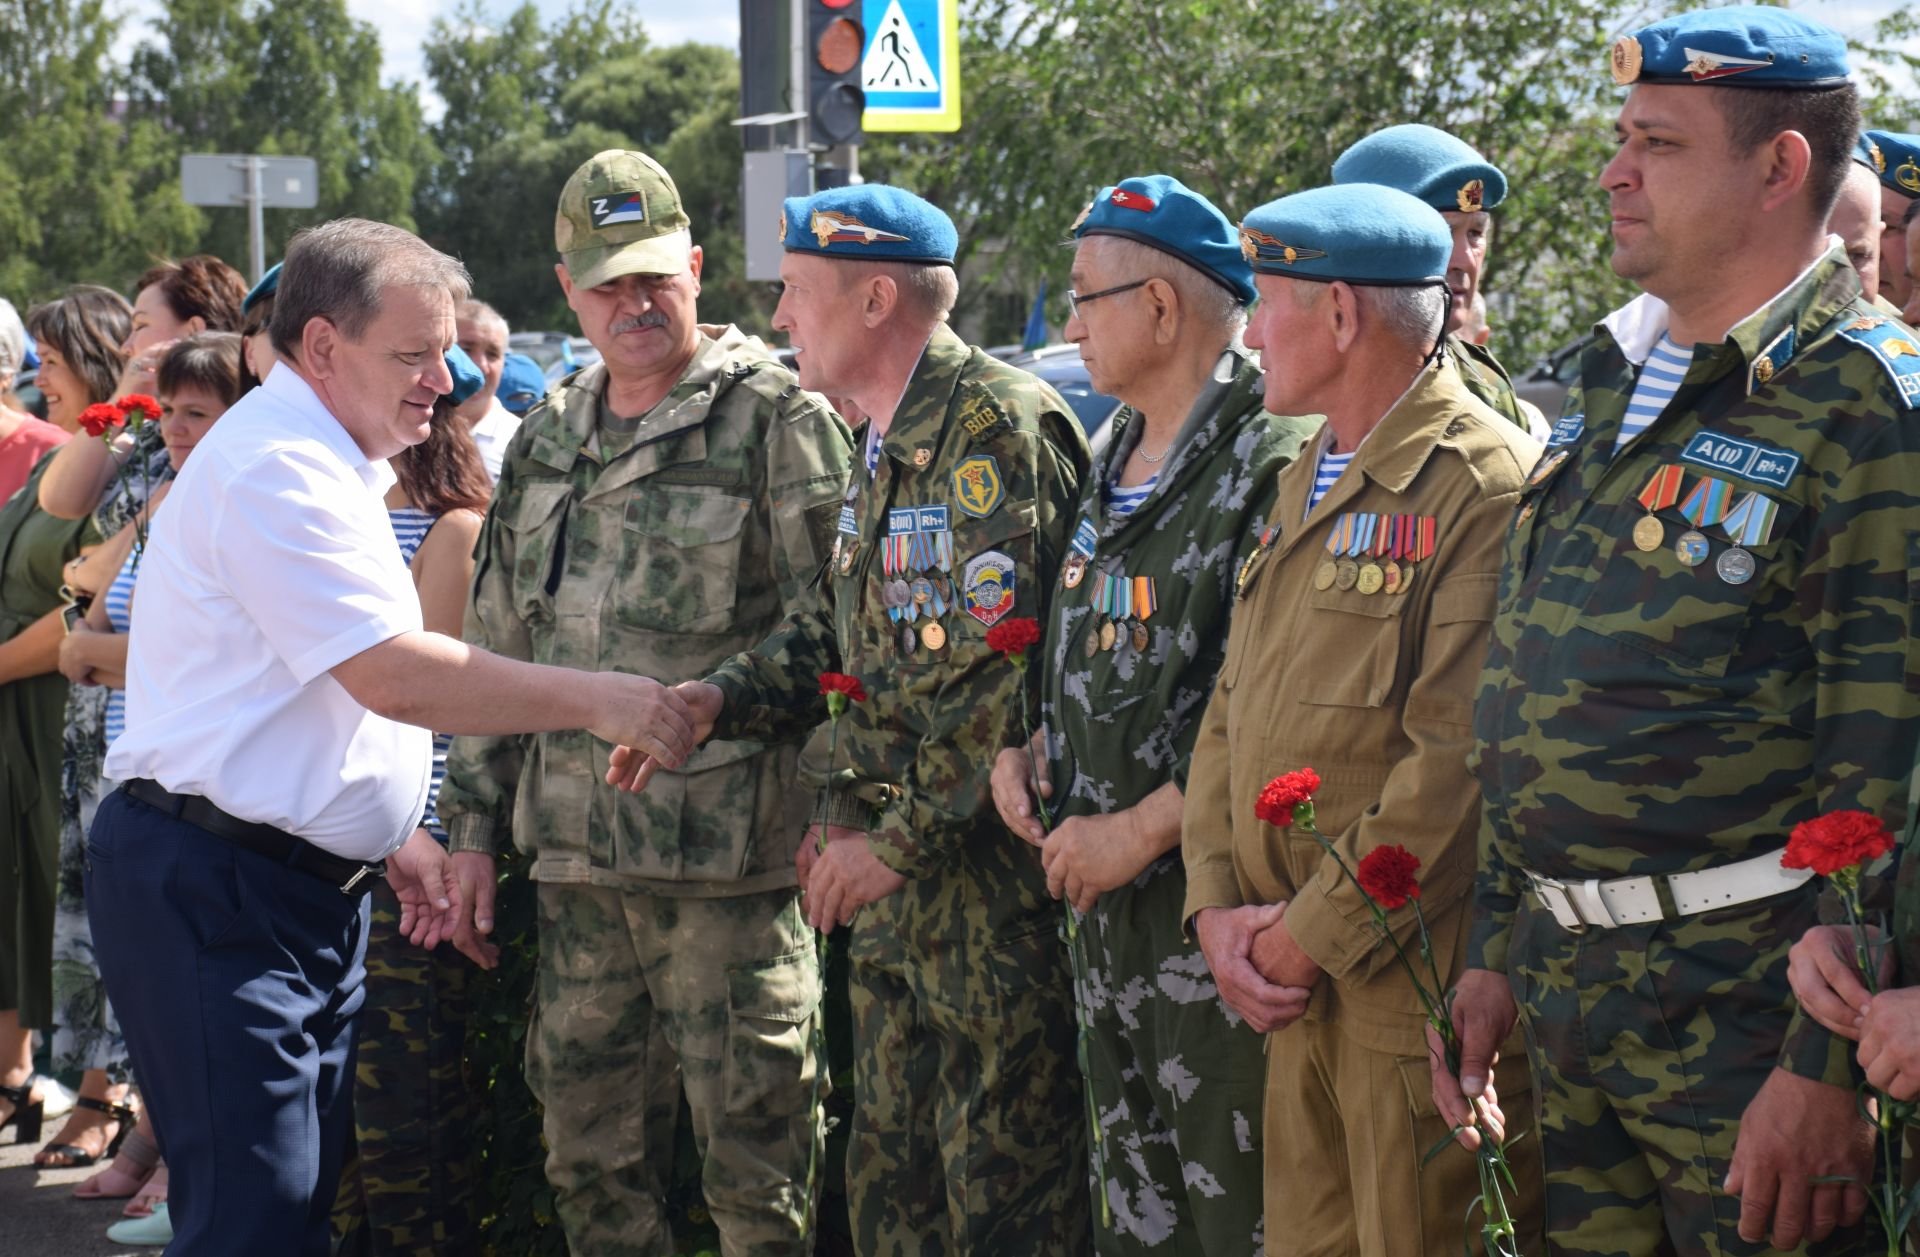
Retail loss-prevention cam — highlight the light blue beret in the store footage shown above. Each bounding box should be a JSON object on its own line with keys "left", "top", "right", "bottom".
{"left": 1333, "top": 124, "right": 1507, "bottom": 214}
{"left": 1239, "top": 184, "right": 1451, "bottom": 287}
{"left": 1609, "top": 6, "right": 1850, "bottom": 90}
{"left": 781, "top": 185, "right": 957, "bottom": 265}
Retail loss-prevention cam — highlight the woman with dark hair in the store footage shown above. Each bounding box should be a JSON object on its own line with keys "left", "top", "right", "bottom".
{"left": 25, "top": 287, "right": 131, "bottom": 436}
{"left": 38, "top": 254, "right": 243, "bottom": 524}
{"left": 333, "top": 353, "right": 493, "bottom": 1255}
{"left": 35, "top": 333, "right": 250, "bottom": 1179}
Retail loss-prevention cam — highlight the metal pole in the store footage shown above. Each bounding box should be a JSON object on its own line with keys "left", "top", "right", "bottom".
{"left": 246, "top": 157, "right": 265, "bottom": 283}
{"left": 790, "top": 0, "right": 809, "bottom": 156}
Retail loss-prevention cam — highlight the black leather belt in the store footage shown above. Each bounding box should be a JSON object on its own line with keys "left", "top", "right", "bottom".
{"left": 120, "top": 779, "right": 385, "bottom": 896}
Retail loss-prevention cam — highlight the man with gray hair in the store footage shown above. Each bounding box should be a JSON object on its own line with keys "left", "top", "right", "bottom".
{"left": 1181, "top": 183, "right": 1543, "bottom": 1254}
{"left": 86, "top": 217, "right": 699, "bottom": 1255}
{"left": 0, "top": 297, "right": 69, "bottom": 503}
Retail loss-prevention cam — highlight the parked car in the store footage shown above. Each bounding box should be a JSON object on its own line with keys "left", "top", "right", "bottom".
{"left": 1515, "top": 333, "right": 1592, "bottom": 423}
{"left": 991, "top": 344, "right": 1124, "bottom": 457}
{"left": 508, "top": 331, "right": 578, "bottom": 384}
{"left": 568, "top": 336, "right": 602, "bottom": 372}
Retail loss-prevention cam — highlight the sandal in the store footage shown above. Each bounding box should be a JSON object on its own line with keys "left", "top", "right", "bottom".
{"left": 34, "top": 1094, "right": 137, "bottom": 1168}
{"left": 0, "top": 1075, "right": 45, "bottom": 1145}
{"left": 74, "top": 1126, "right": 159, "bottom": 1199}
{"left": 123, "top": 1163, "right": 167, "bottom": 1218}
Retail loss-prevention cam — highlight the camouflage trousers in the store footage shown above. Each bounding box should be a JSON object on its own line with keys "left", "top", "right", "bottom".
{"left": 1508, "top": 894, "right": 1866, "bottom": 1257}
{"left": 1264, "top": 1015, "right": 1543, "bottom": 1257}
{"left": 332, "top": 879, "right": 481, "bottom": 1257}
{"left": 844, "top": 855, "right": 1090, "bottom": 1256}
{"left": 1078, "top": 855, "right": 1266, "bottom": 1254}
{"left": 530, "top": 882, "right": 823, "bottom": 1257}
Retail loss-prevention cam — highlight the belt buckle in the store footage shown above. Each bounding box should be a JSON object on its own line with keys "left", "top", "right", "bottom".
{"left": 1528, "top": 873, "right": 1589, "bottom": 934}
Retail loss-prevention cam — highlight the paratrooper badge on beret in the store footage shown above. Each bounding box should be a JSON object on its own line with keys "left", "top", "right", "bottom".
{"left": 1072, "top": 174, "right": 1257, "bottom": 304}
{"left": 1607, "top": 5, "right": 1851, "bottom": 90}
{"left": 781, "top": 185, "right": 958, "bottom": 264}
{"left": 1331, "top": 123, "right": 1508, "bottom": 216}
{"left": 1858, "top": 134, "right": 1888, "bottom": 175}
{"left": 1238, "top": 184, "right": 1450, "bottom": 287}
{"left": 1864, "top": 131, "right": 1920, "bottom": 196}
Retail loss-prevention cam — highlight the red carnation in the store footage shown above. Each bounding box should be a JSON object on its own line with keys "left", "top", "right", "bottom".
{"left": 819, "top": 671, "right": 866, "bottom": 719}
{"left": 1356, "top": 844, "right": 1422, "bottom": 910}
{"left": 1783, "top": 810, "right": 1894, "bottom": 879}
{"left": 78, "top": 402, "right": 125, "bottom": 438}
{"left": 116, "top": 393, "right": 161, "bottom": 424}
{"left": 986, "top": 617, "right": 1043, "bottom": 659}
{"left": 1255, "top": 768, "right": 1321, "bottom": 826}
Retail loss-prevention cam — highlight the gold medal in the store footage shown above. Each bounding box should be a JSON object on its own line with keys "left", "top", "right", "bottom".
{"left": 1312, "top": 560, "right": 1337, "bottom": 591}
{"left": 1632, "top": 513, "right": 1664, "bottom": 552}
{"left": 1100, "top": 619, "right": 1117, "bottom": 651}
{"left": 1335, "top": 558, "right": 1359, "bottom": 591}
{"left": 1356, "top": 562, "right": 1384, "bottom": 595}
{"left": 921, "top": 620, "right": 947, "bottom": 649}
{"left": 1083, "top": 625, "right": 1101, "bottom": 658}
{"left": 1380, "top": 559, "right": 1401, "bottom": 595}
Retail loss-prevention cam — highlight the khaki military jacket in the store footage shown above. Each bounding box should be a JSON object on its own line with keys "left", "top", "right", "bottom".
{"left": 438, "top": 325, "right": 854, "bottom": 896}
{"left": 706, "top": 324, "right": 1089, "bottom": 928}
{"left": 1182, "top": 359, "right": 1540, "bottom": 1057}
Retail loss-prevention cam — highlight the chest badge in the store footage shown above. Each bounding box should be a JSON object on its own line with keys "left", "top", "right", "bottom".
{"left": 952, "top": 454, "right": 1005, "bottom": 518}
{"left": 963, "top": 550, "right": 1017, "bottom": 625}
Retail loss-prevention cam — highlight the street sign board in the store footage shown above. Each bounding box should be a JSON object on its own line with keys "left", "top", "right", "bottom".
{"left": 860, "top": 0, "right": 959, "bottom": 132}
{"left": 180, "top": 154, "right": 319, "bottom": 209}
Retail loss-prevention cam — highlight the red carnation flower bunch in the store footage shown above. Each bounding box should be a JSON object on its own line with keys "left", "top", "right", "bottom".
{"left": 1255, "top": 768, "right": 1321, "bottom": 828}
{"left": 77, "top": 402, "right": 125, "bottom": 439}
{"left": 1783, "top": 810, "right": 1894, "bottom": 883}
{"left": 1254, "top": 764, "right": 1519, "bottom": 1252}
{"left": 1356, "top": 844, "right": 1422, "bottom": 911}
{"left": 818, "top": 671, "right": 867, "bottom": 718}
{"left": 985, "top": 617, "right": 1042, "bottom": 661}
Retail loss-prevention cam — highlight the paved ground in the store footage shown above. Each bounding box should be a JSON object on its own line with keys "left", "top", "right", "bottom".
{"left": 0, "top": 1135, "right": 152, "bottom": 1255}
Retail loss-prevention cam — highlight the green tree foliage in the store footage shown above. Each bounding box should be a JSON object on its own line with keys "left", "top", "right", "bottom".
{"left": 416, "top": 4, "right": 762, "bottom": 338}
{"left": 866, "top": 0, "right": 1920, "bottom": 363}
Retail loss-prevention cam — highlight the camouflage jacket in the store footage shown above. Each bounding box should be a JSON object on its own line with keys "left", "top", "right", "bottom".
{"left": 1470, "top": 250, "right": 1920, "bottom": 1082}
{"left": 1040, "top": 352, "right": 1315, "bottom": 823}
{"left": 1450, "top": 335, "right": 1541, "bottom": 434}
{"left": 1183, "top": 360, "right": 1540, "bottom": 1058}
{"left": 438, "top": 325, "right": 854, "bottom": 896}
{"left": 706, "top": 323, "right": 1090, "bottom": 887}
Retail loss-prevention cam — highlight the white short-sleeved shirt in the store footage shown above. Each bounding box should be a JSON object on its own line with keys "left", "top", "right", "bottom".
{"left": 105, "top": 366, "right": 431, "bottom": 861}
{"left": 468, "top": 396, "right": 522, "bottom": 483}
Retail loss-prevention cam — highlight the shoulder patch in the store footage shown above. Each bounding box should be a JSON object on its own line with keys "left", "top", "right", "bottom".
{"left": 957, "top": 382, "right": 1012, "bottom": 442}
{"left": 1836, "top": 314, "right": 1920, "bottom": 409}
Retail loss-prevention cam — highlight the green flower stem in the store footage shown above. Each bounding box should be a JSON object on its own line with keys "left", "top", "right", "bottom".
{"left": 800, "top": 713, "right": 842, "bottom": 1237}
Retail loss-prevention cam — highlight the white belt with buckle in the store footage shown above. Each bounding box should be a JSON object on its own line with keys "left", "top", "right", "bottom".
{"left": 1524, "top": 851, "right": 1813, "bottom": 933}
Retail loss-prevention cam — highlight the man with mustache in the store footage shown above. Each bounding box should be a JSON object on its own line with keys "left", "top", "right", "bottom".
{"left": 1441, "top": 8, "right": 1920, "bottom": 1253}
{"left": 436, "top": 150, "right": 855, "bottom": 1255}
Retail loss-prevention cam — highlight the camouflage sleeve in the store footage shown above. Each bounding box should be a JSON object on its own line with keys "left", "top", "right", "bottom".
{"left": 703, "top": 596, "right": 841, "bottom": 746}
{"left": 1467, "top": 793, "right": 1526, "bottom": 974}
{"left": 1181, "top": 651, "right": 1244, "bottom": 932}
{"left": 866, "top": 421, "right": 1085, "bottom": 879}
{"left": 1779, "top": 415, "right": 1920, "bottom": 1084}
{"left": 438, "top": 451, "right": 538, "bottom": 856}
{"left": 1284, "top": 486, "right": 1515, "bottom": 984}
{"left": 766, "top": 390, "right": 855, "bottom": 610}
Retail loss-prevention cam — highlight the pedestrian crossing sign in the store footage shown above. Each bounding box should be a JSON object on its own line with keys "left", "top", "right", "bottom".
{"left": 861, "top": 0, "right": 961, "bottom": 132}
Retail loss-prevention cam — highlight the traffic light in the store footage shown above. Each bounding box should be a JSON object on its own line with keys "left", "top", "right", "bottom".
{"left": 807, "top": 0, "right": 865, "bottom": 146}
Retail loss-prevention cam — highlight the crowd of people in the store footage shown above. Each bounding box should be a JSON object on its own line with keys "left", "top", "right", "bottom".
{"left": 4, "top": 6, "right": 1920, "bottom": 1257}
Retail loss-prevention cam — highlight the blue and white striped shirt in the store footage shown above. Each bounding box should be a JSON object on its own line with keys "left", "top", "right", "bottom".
{"left": 1108, "top": 474, "right": 1157, "bottom": 519}
{"left": 390, "top": 506, "right": 451, "bottom": 843}
{"left": 101, "top": 547, "right": 141, "bottom": 746}
{"left": 1614, "top": 334, "right": 1691, "bottom": 456}
{"left": 1306, "top": 448, "right": 1355, "bottom": 518}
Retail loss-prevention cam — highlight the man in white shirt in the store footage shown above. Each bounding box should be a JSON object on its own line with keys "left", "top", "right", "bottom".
{"left": 454, "top": 297, "right": 521, "bottom": 481}
{"left": 88, "top": 217, "right": 696, "bottom": 1257}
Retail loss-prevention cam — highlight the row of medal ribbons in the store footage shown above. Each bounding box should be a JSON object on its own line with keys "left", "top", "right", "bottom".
{"left": 877, "top": 504, "right": 956, "bottom": 654}
{"left": 1632, "top": 463, "right": 1779, "bottom": 586}
{"left": 1313, "top": 512, "right": 1438, "bottom": 596}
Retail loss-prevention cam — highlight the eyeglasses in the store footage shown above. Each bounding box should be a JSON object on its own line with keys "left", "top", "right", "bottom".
{"left": 1066, "top": 278, "right": 1150, "bottom": 319}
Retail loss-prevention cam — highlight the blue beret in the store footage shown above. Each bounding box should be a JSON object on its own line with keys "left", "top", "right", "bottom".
{"left": 242, "top": 262, "right": 280, "bottom": 314}
{"left": 1865, "top": 130, "right": 1920, "bottom": 196}
{"left": 1069, "top": 175, "right": 1256, "bottom": 305}
{"left": 1610, "top": 6, "right": 1849, "bottom": 90}
{"left": 21, "top": 333, "right": 37, "bottom": 371}
{"left": 1333, "top": 124, "right": 1507, "bottom": 214}
{"left": 781, "top": 185, "right": 956, "bottom": 265}
{"left": 444, "top": 344, "right": 485, "bottom": 406}
{"left": 1239, "top": 185, "right": 1451, "bottom": 287}
{"left": 496, "top": 352, "right": 546, "bottom": 415}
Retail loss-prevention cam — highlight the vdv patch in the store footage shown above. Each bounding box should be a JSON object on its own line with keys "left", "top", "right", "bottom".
{"left": 952, "top": 454, "right": 1005, "bottom": 518}
{"left": 1679, "top": 431, "right": 1801, "bottom": 490}
{"left": 1070, "top": 517, "right": 1099, "bottom": 558}
{"left": 963, "top": 550, "right": 1016, "bottom": 625}
{"left": 1549, "top": 412, "right": 1585, "bottom": 447}
{"left": 838, "top": 505, "right": 859, "bottom": 535}
{"left": 1838, "top": 314, "right": 1920, "bottom": 409}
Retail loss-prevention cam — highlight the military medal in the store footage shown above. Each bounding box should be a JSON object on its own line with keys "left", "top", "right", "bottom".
{"left": 1100, "top": 619, "right": 1117, "bottom": 652}
{"left": 1675, "top": 476, "right": 1731, "bottom": 570}
{"left": 1065, "top": 517, "right": 1097, "bottom": 591}
{"left": 1396, "top": 516, "right": 1435, "bottom": 594}
{"left": 901, "top": 624, "right": 918, "bottom": 656}
{"left": 1083, "top": 619, "right": 1101, "bottom": 658}
{"left": 1063, "top": 554, "right": 1087, "bottom": 589}
{"left": 836, "top": 497, "right": 861, "bottom": 575}
{"left": 1332, "top": 513, "right": 1362, "bottom": 591}
{"left": 921, "top": 619, "right": 947, "bottom": 649}
{"left": 1633, "top": 465, "right": 1684, "bottom": 553}
{"left": 1715, "top": 490, "right": 1778, "bottom": 586}
{"left": 1381, "top": 515, "right": 1407, "bottom": 595}
{"left": 1108, "top": 573, "right": 1132, "bottom": 653}
{"left": 1357, "top": 512, "right": 1389, "bottom": 595}
{"left": 1131, "top": 576, "right": 1155, "bottom": 653}
{"left": 1312, "top": 529, "right": 1339, "bottom": 591}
